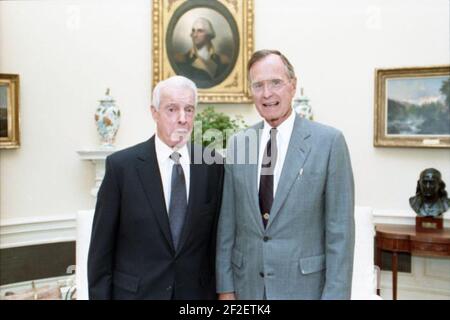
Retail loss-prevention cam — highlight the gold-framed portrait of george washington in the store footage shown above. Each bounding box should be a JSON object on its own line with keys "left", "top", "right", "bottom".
{"left": 152, "top": 0, "right": 254, "bottom": 103}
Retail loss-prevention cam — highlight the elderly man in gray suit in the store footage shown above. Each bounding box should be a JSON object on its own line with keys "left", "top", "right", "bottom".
{"left": 216, "top": 50, "right": 355, "bottom": 300}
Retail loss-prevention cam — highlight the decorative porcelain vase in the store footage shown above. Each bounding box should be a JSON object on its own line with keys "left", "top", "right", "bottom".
{"left": 94, "top": 88, "right": 120, "bottom": 148}
{"left": 293, "top": 88, "right": 313, "bottom": 120}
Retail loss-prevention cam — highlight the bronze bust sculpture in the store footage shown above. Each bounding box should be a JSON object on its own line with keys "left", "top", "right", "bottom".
{"left": 409, "top": 168, "right": 450, "bottom": 217}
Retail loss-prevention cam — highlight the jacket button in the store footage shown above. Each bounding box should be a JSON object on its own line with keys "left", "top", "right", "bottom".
{"left": 263, "top": 236, "right": 270, "bottom": 242}
{"left": 259, "top": 272, "right": 264, "bottom": 278}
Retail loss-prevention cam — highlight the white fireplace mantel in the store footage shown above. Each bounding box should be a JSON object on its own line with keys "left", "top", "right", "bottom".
{"left": 77, "top": 148, "right": 116, "bottom": 197}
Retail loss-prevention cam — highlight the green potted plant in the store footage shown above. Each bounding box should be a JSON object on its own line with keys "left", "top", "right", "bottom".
{"left": 192, "top": 106, "right": 247, "bottom": 151}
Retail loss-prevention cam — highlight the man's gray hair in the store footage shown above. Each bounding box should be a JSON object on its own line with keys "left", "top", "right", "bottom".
{"left": 192, "top": 17, "right": 216, "bottom": 39}
{"left": 247, "top": 49, "right": 296, "bottom": 81}
{"left": 152, "top": 75, "right": 198, "bottom": 109}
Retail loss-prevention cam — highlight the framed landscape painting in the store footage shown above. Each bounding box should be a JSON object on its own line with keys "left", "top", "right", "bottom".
{"left": 374, "top": 65, "right": 450, "bottom": 148}
{"left": 0, "top": 74, "right": 20, "bottom": 149}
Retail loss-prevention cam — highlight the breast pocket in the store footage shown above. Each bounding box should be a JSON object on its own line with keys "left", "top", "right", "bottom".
{"left": 199, "top": 198, "right": 218, "bottom": 212}
{"left": 297, "top": 168, "right": 325, "bottom": 181}
{"left": 293, "top": 170, "right": 326, "bottom": 197}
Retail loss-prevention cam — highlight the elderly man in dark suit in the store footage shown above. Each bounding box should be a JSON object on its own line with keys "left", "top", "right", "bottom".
{"left": 88, "top": 75, "right": 223, "bottom": 299}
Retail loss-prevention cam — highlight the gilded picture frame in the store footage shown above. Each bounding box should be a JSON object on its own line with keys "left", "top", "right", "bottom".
{"left": 0, "top": 74, "right": 20, "bottom": 149}
{"left": 374, "top": 65, "right": 450, "bottom": 148}
{"left": 152, "top": 0, "right": 254, "bottom": 103}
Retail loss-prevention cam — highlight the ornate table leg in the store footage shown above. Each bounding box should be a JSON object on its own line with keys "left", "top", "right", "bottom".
{"left": 392, "top": 252, "right": 398, "bottom": 300}
{"left": 376, "top": 245, "right": 382, "bottom": 296}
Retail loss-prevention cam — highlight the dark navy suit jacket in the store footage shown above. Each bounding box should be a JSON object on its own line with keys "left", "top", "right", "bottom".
{"left": 88, "top": 136, "right": 223, "bottom": 299}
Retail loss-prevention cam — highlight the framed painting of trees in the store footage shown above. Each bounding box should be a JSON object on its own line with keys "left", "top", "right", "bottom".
{"left": 374, "top": 65, "right": 450, "bottom": 148}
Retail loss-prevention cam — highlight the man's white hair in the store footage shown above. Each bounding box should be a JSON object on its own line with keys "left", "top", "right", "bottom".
{"left": 193, "top": 17, "right": 216, "bottom": 39}
{"left": 152, "top": 75, "right": 198, "bottom": 109}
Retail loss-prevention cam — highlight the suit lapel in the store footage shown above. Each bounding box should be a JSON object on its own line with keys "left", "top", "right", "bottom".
{"left": 267, "top": 116, "right": 311, "bottom": 229}
{"left": 244, "top": 124, "right": 265, "bottom": 232}
{"left": 135, "top": 136, "right": 174, "bottom": 251}
{"left": 245, "top": 160, "right": 262, "bottom": 231}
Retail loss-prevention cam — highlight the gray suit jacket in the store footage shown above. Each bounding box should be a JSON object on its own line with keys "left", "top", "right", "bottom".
{"left": 216, "top": 115, "right": 355, "bottom": 299}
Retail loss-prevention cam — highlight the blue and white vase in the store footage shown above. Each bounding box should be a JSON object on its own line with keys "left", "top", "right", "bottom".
{"left": 94, "top": 88, "right": 120, "bottom": 148}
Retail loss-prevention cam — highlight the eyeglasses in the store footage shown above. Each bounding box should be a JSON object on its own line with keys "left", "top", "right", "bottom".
{"left": 250, "top": 79, "right": 287, "bottom": 93}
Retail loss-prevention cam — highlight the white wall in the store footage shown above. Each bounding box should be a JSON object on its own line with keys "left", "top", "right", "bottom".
{"left": 0, "top": 0, "right": 153, "bottom": 219}
{"left": 1, "top": 0, "right": 449, "bottom": 220}
{"left": 254, "top": 0, "right": 450, "bottom": 210}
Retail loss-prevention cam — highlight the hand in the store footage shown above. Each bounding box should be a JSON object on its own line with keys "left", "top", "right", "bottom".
{"left": 218, "top": 292, "right": 236, "bottom": 300}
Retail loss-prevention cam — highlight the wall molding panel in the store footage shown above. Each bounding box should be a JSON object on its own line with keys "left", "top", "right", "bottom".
{"left": 0, "top": 214, "right": 76, "bottom": 249}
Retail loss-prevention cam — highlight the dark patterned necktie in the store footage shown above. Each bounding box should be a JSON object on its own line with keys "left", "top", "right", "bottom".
{"left": 259, "top": 128, "right": 278, "bottom": 228}
{"left": 168, "top": 152, "right": 187, "bottom": 250}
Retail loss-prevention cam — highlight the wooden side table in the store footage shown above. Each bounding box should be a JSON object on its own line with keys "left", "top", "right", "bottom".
{"left": 375, "top": 224, "right": 450, "bottom": 300}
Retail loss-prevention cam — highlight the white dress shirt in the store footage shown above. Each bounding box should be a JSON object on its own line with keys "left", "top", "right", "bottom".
{"left": 196, "top": 46, "right": 211, "bottom": 61}
{"left": 155, "top": 135, "right": 190, "bottom": 213}
{"left": 257, "top": 110, "right": 296, "bottom": 196}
